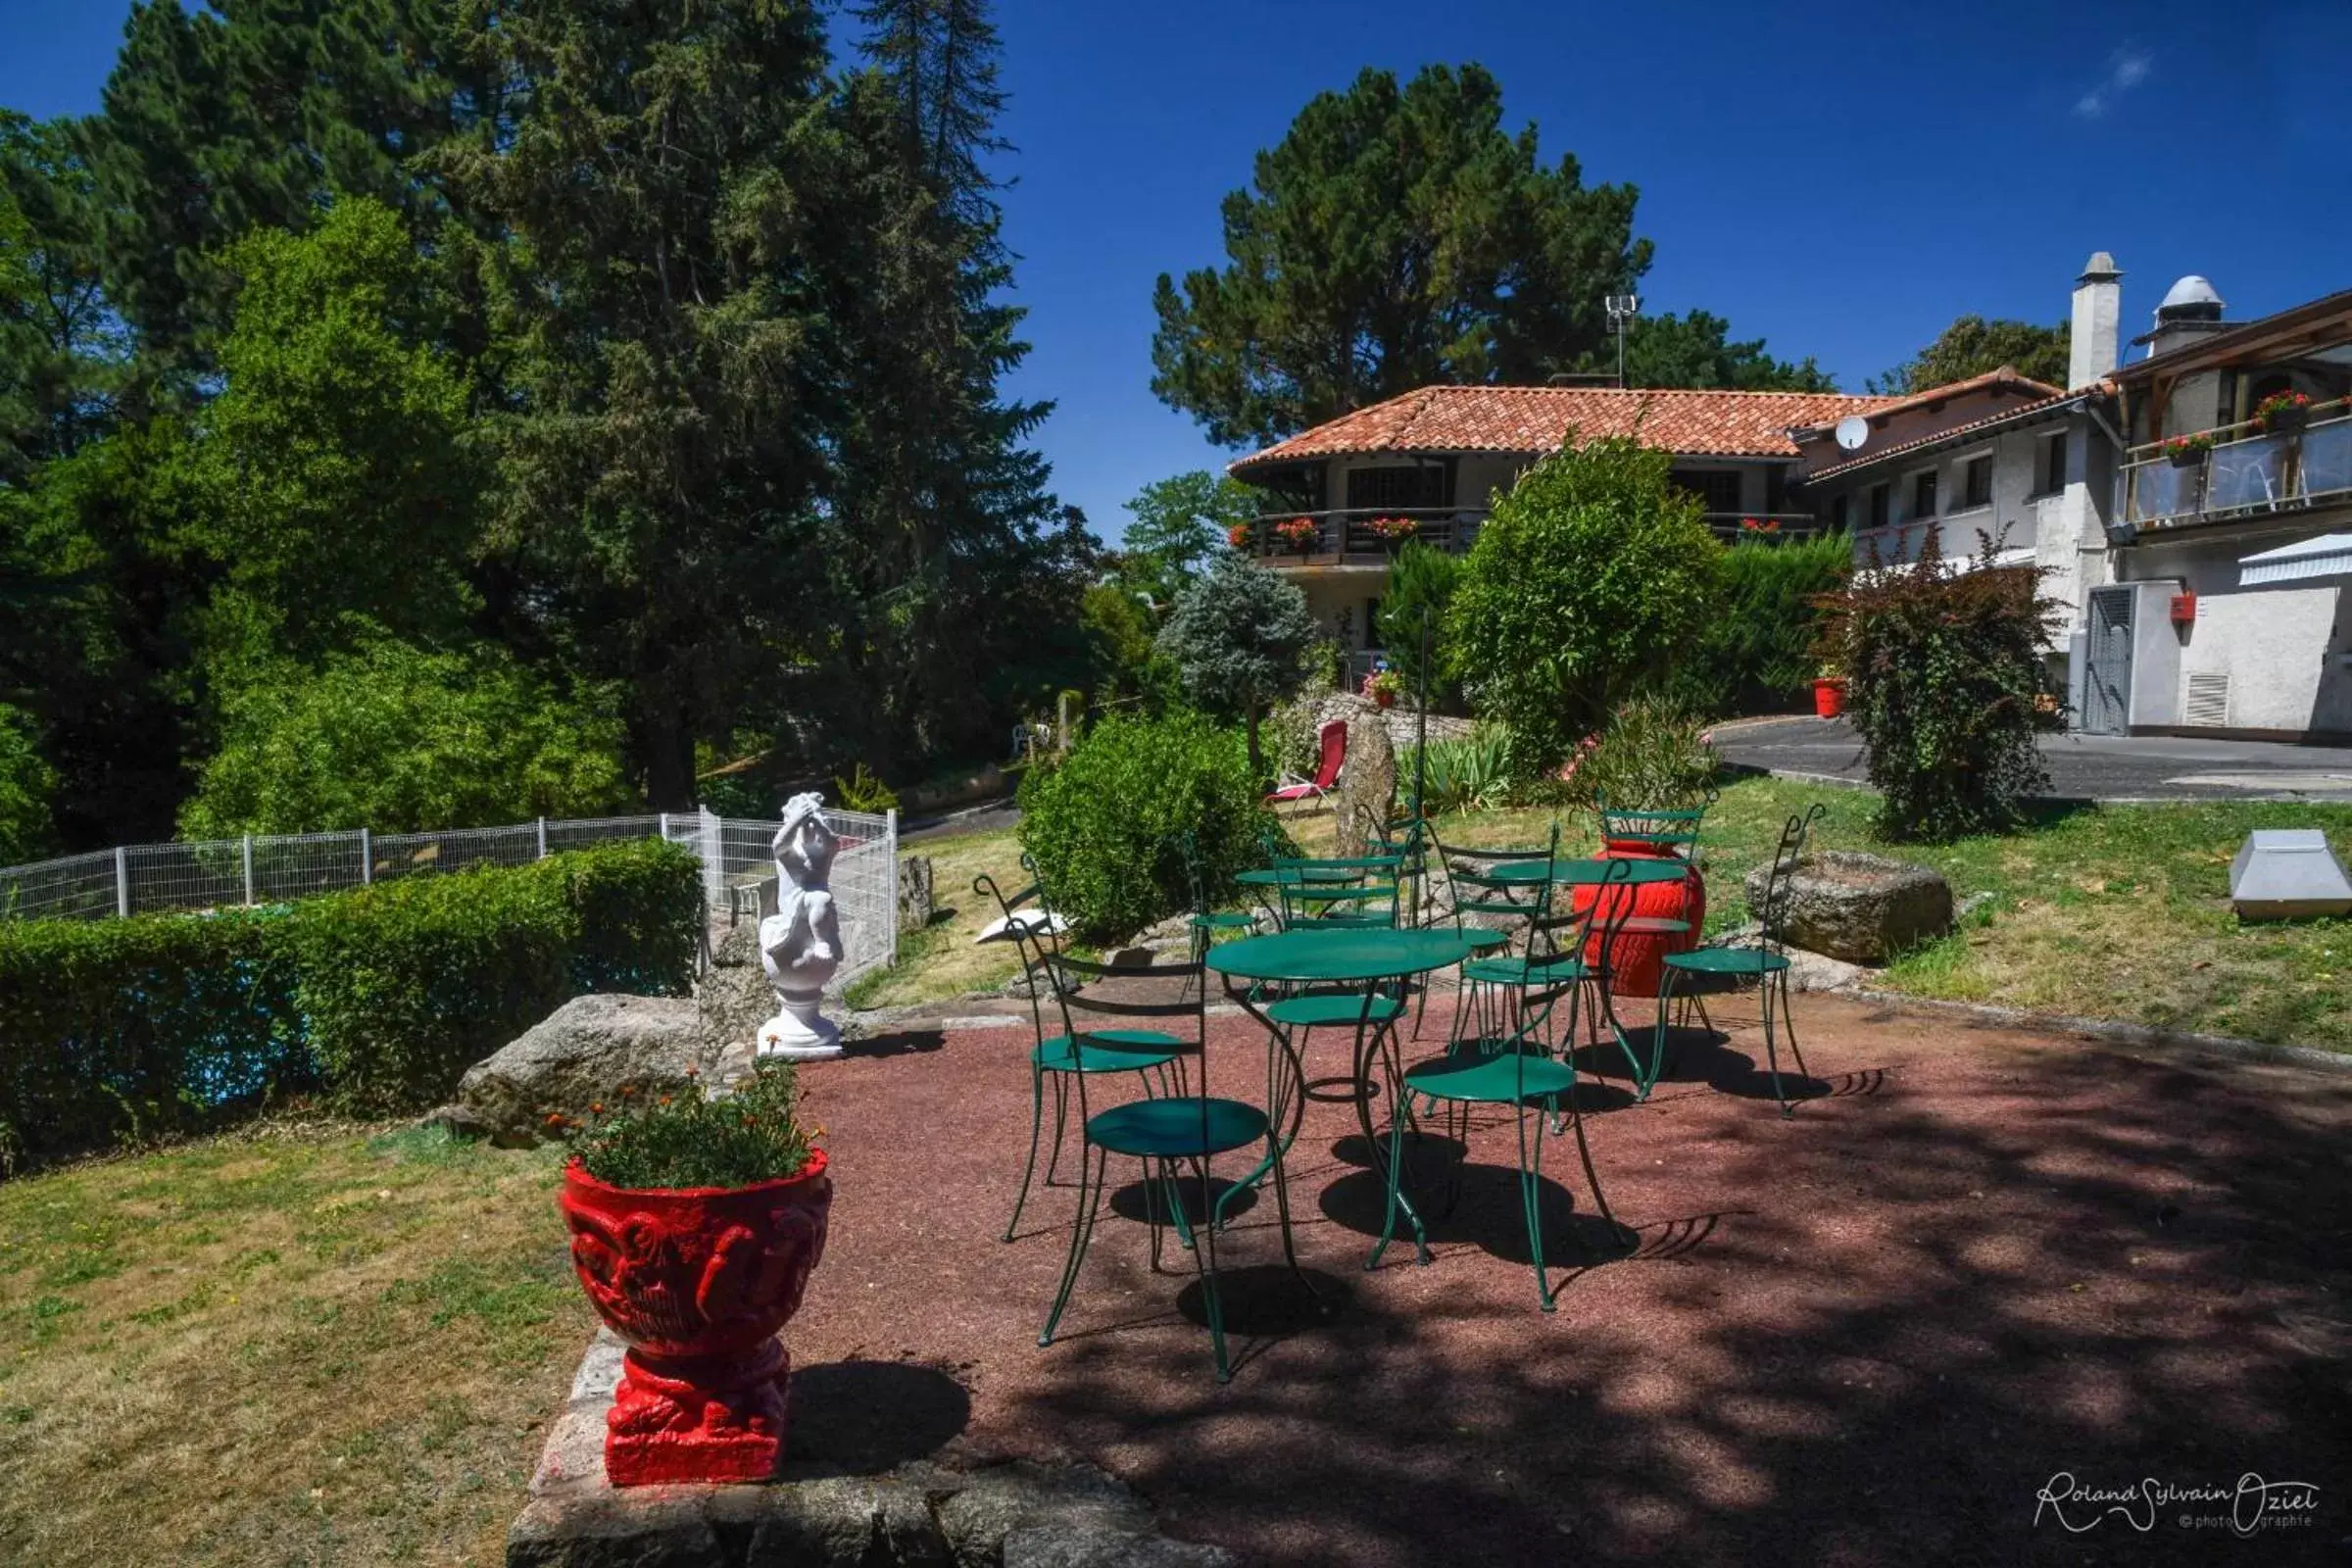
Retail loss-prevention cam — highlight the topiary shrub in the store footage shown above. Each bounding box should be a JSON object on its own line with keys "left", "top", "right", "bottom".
{"left": 1446, "top": 436, "right": 1722, "bottom": 779}
{"left": 0, "top": 838, "right": 705, "bottom": 1161}
{"left": 287, "top": 838, "right": 701, "bottom": 1113}
{"left": 1017, "top": 710, "right": 1267, "bottom": 943}
{"left": 1817, "top": 529, "right": 2060, "bottom": 840}
{"left": 0, "top": 910, "right": 306, "bottom": 1170}
{"left": 1665, "top": 532, "right": 1850, "bottom": 717}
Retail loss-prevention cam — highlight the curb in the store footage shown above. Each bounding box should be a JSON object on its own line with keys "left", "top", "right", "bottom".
{"left": 1840, "top": 986, "right": 2352, "bottom": 1076}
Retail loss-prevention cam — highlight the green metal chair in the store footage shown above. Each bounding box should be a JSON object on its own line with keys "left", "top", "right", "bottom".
{"left": 1595, "top": 786, "right": 1719, "bottom": 860}
{"left": 1036, "top": 950, "right": 1304, "bottom": 1383}
{"left": 1653, "top": 805, "right": 1827, "bottom": 1116}
{"left": 1431, "top": 821, "right": 1560, "bottom": 1050}
{"left": 1267, "top": 854, "right": 1403, "bottom": 931}
{"left": 975, "top": 859, "right": 1187, "bottom": 1243}
{"left": 1370, "top": 858, "right": 1636, "bottom": 1310}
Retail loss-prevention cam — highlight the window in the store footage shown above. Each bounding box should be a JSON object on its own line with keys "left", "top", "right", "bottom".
{"left": 1828, "top": 493, "right": 1851, "bottom": 530}
{"left": 1345, "top": 465, "right": 1448, "bottom": 511}
{"left": 1868, "top": 484, "right": 1890, "bottom": 528}
{"left": 2041, "top": 432, "right": 2068, "bottom": 494}
{"left": 1911, "top": 468, "right": 1938, "bottom": 519}
{"left": 1672, "top": 468, "right": 1744, "bottom": 515}
{"left": 1961, "top": 454, "right": 1993, "bottom": 510}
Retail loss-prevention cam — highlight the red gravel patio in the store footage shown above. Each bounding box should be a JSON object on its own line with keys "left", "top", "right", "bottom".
{"left": 781, "top": 993, "right": 2351, "bottom": 1566}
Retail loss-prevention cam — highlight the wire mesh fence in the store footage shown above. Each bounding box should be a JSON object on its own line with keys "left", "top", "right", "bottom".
{"left": 0, "top": 808, "right": 902, "bottom": 984}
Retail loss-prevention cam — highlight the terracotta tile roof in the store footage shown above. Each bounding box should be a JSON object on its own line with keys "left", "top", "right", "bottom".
{"left": 1797, "top": 380, "right": 2110, "bottom": 485}
{"left": 1228, "top": 384, "right": 1896, "bottom": 474}
{"left": 1786, "top": 367, "right": 2063, "bottom": 437}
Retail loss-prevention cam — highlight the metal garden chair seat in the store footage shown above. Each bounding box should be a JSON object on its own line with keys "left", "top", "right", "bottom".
{"left": 1654, "top": 805, "right": 1826, "bottom": 1116}
{"left": 1372, "top": 861, "right": 1634, "bottom": 1312}
{"left": 1037, "top": 950, "right": 1301, "bottom": 1384}
{"left": 975, "top": 860, "right": 1187, "bottom": 1244}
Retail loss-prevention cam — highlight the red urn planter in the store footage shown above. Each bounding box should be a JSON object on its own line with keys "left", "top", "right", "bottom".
{"left": 1372, "top": 688, "right": 1396, "bottom": 710}
{"left": 1811, "top": 677, "right": 1847, "bottom": 719}
{"left": 560, "top": 1151, "right": 832, "bottom": 1486}
{"left": 1570, "top": 845, "right": 1706, "bottom": 1000}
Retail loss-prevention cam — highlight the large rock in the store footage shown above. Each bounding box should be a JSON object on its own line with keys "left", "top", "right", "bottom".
{"left": 1746, "top": 851, "right": 1953, "bottom": 965}
{"left": 1323, "top": 693, "right": 1396, "bottom": 857}
{"left": 699, "top": 921, "right": 777, "bottom": 1050}
{"left": 456, "top": 994, "right": 722, "bottom": 1146}
{"left": 898, "top": 856, "right": 935, "bottom": 932}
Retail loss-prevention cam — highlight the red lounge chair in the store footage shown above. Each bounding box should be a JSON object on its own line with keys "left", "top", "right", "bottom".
{"left": 1267, "top": 718, "right": 1347, "bottom": 807}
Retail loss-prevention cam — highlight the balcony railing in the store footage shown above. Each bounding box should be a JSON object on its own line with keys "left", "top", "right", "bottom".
{"left": 1236, "top": 506, "right": 1824, "bottom": 564}
{"left": 1233, "top": 507, "right": 1488, "bottom": 563}
{"left": 2123, "top": 406, "right": 2352, "bottom": 528}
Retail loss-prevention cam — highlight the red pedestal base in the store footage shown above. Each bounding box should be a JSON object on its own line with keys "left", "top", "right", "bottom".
{"left": 606, "top": 1340, "right": 791, "bottom": 1485}
{"left": 560, "top": 1152, "right": 831, "bottom": 1488}
{"left": 1571, "top": 847, "right": 1705, "bottom": 999}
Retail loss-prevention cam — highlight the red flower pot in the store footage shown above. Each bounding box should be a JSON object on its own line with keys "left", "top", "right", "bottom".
{"left": 1570, "top": 844, "right": 1706, "bottom": 1000}
{"left": 560, "top": 1151, "right": 832, "bottom": 1485}
{"left": 1811, "top": 677, "right": 1846, "bottom": 719}
{"left": 1372, "top": 688, "right": 1396, "bottom": 710}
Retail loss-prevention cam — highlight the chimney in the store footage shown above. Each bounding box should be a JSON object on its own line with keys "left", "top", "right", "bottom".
{"left": 2142, "top": 274, "right": 2228, "bottom": 360}
{"left": 2070, "top": 251, "right": 2122, "bottom": 388}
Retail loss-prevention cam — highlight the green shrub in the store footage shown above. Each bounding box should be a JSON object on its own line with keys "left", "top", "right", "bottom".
{"left": 1665, "top": 532, "right": 1850, "bottom": 717}
{"left": 0, "top": 704, "right": 57, "bottom": 867}
{"left": 1017, "top": 710, "right": 1267, "bottom": 942}
{"left": 180, "top": 635, "right": 635, "bottom": 837}
{"left": 0, "top": 838, "right": 703, "bottom": 1162}
{"left": 1554, "top": 696, "right": 1720, "bottom": 810}
{"left": 1265, "top": 662, "right": 1341, "bottom": 780}
{"left": 1446, "top": 437, "right": 1722, "bottom": 778}
{"left": 1375, "top": 541, "right": 1465, "bottom": 705}
{"left": 1401, "top": 723, "right": 1512, "bottom": 814}
{"left": 572, "top": 1058, "right": 811, "bottom": 1189}
{"left": 289, "top": 838, "right": 701, "bottom": 1112}
{"left": 1819, "top": 531, "right": 2059, "bottom": 840}
{"left": 0, "top": 910, "right": 306, "bottom": 1169}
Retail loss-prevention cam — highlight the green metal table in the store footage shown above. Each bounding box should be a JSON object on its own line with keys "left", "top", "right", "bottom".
{"left": 1206, "top": 927, "right": 1502, "bottom": 1256}
{"left": 1236, "top": 859, "right": 1404, "bottom": 930}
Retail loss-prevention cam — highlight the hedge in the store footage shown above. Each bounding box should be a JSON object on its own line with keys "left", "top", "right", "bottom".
{"left": 0, "top": 838, "right": 703, "bottom": 1169}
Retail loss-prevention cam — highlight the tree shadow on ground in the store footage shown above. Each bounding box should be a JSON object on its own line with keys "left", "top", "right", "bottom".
{"left": 997, "top": 1021, "right": 2352, "bottom": 1566}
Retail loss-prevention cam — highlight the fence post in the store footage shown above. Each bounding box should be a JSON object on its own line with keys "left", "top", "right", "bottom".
{"left": 659, "top": 810, "right": 670, "bottom": 844}
{"left": 536, "top": 816, "right": 549, "bottom": 859}
{"left": 115, "top": 846, "right": 129, "bottom": 918}
{"left": 697, "top": 808, "right": 723, "bottom": 913}
{"left": 359, "top": 827, "right": 372, "bottom": 886}
{"left": 242, "top": 835, "right": 255, "bottom": 906}
{"left": 885, "top": 807, "right": 900, "bottom": 966}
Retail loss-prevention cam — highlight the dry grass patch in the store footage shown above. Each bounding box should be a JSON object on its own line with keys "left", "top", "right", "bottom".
{"left": 0, "top": 1121, "right": 591, "bottom": 1567}
{"left": 845, "top": 824, "right": 1032, "bottom": 1010}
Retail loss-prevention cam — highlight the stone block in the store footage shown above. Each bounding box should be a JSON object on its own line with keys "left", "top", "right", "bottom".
{"left": 1746, "top": 851, "right": 1953, "bottom": 965}
{"left": 458, "top": 995, "right": 719, "bottom": 1145}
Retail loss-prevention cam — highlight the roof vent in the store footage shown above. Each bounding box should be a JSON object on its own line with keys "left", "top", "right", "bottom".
{"left": 2155, "top": 274, "right": 2225, "bottom": 325}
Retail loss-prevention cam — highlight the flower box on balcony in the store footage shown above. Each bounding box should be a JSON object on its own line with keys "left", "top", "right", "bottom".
{"left": 1272, "top": 516, "right": 1320, "bottom": 554}
{"left": 2162, "top": 432, "right": 2215, "bottom": 468}
{"left": 2253, "top": 391, "right": 2313, "bottom": 436}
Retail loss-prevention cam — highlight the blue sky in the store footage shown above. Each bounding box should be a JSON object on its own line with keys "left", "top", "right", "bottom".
{"left": 5, "top": 0, "right": 2347, "bottom": 543}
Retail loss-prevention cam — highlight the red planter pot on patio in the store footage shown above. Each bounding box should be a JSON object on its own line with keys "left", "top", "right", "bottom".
{"left": 560, "top": 1151, "right": 833, "bottom": 1485}
{"left": 1569, "top": 845, "right": 1705, "bottom": 1001}
{"left": 1811, "top": 677, "right": 1847, "bottom": 719}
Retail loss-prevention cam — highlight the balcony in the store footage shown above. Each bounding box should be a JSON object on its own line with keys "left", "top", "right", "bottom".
{"left": 1235, "top": 507, "right": 1825, "bottom": 565}
{"left": 2122, "top": 405, "right": 2352, "bottom": 530}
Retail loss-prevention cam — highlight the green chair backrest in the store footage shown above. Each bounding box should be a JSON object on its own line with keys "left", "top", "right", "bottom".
{"left": 1751, "top": 805, "right": 1828, "bottom": 955}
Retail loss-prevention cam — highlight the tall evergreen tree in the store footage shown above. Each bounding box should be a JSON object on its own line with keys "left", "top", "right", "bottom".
{"left": 821, "top": 0, "right": 1064, "bottom": 767}
{"left": 436, "top": 0, "right": 841, "bottom": 808}
{"left": 1871, "top": 315, "right": 2071, "bottom": 394}
{"left": 79, "top": 0, "right": 464, "bottom": 371}
{"left": 1151, "top": 64, "right": 1650, "bottom": 449}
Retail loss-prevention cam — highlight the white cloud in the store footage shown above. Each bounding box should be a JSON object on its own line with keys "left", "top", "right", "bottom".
{"left": 2075, "top": 49, "right": 2153, "bottom": 120}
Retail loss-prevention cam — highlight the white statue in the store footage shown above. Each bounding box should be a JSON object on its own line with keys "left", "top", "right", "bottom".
{"left": 758, "top": 793, "right": 845, "bottom": 1060}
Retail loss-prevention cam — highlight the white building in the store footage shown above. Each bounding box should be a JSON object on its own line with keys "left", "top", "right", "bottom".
{"left": 1799, "top": 256, "right": 2352, "bottom": 740}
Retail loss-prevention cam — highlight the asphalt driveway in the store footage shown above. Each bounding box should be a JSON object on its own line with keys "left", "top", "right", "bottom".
{"left": 1715, "top": 714, "right": 2352, "bottom": 802}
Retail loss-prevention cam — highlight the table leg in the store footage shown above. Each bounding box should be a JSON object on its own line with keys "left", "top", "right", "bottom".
{"left": 1352, "top": 987, "right": 1429, "bottom": 1263}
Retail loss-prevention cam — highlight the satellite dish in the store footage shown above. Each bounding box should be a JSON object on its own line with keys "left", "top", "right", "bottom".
{"left": 1835, "top": 415, "right": 1871, "bottom": 452}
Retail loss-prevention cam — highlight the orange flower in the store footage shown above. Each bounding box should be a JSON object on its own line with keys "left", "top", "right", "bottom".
{"left": 589, "top": 1102, "right": 605, "bottom": 1115}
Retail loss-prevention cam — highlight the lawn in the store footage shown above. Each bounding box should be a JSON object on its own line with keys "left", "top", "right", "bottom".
{"left": 854, "top": 777, "right": 2352, "bottom": 1052}
{"left": 842, "top": 823, "right": 1032, "bottom": 1011}
{"left": 0, "top": 1121, "right": 592, "bottom": 1567}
